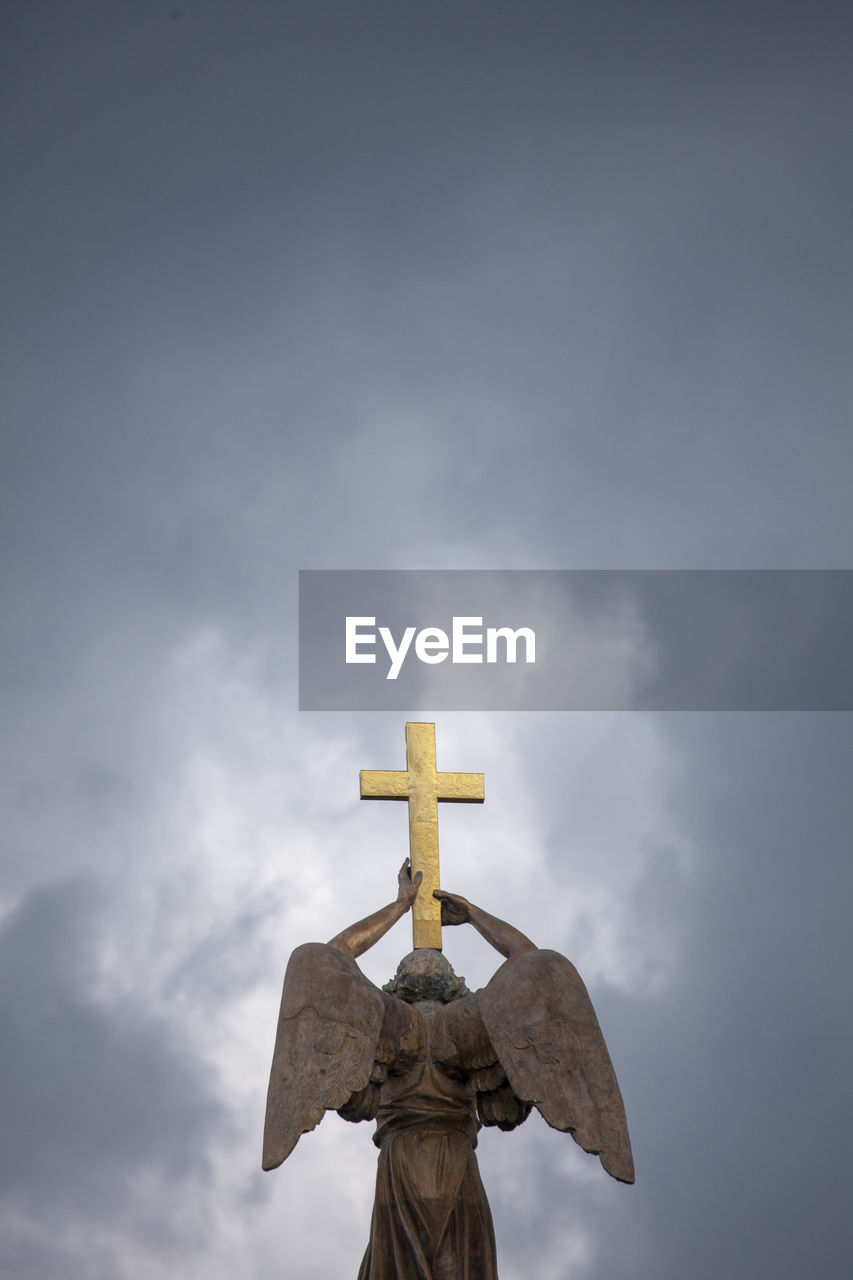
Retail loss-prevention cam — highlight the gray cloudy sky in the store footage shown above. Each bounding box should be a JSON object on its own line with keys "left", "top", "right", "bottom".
{"left": 1, "top": 3, "right": 851, "bottom": 1278}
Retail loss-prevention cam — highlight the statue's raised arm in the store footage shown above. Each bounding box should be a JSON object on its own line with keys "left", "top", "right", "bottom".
{"left": 433, "top": 887, "right": 536, "bottom": 959}
{"left": 329, "top": 859, "right": 423, "bottom": 958}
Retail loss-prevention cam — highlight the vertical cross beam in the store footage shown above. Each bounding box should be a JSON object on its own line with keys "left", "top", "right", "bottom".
{"left": 360, "top": 723, "right": 484, "bottom": 949}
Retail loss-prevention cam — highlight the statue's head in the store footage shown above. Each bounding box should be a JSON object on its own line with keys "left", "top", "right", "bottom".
{"left": 383, "top": 949, "right": 469, "bottom": 1006}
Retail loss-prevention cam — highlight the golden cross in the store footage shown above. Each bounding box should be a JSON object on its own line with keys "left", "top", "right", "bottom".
{"left": 360, "top": 722, "right": 484, "bottom": 950}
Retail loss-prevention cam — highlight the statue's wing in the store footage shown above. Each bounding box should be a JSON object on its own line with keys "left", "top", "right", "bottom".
{"left": 262, "top": 942, "right": 389, "bottom": 1170}
{"left": 476, "top": 948, "right": 635, "bottom": 1183}
{"left": 437, "top": 995, "right": 533, "bottom": 1132}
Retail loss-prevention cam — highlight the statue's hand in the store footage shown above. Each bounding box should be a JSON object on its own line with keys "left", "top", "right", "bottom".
{"left": 396, "top": 859, "right": 422, "bottom": 909}
{"left": 433, "top": 889, "right": 472, "bottom": 927}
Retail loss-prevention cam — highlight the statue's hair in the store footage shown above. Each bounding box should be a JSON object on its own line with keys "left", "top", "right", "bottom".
{"left": 383, "top": 949, "right": 469, "bottom": 1004}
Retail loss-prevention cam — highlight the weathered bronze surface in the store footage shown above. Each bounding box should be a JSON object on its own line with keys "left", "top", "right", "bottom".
{"left": 264, "top": 731, "right": 634, "bottom": 1278}
{"left": 360, "top": 723, "right": 484, "bottom": 949}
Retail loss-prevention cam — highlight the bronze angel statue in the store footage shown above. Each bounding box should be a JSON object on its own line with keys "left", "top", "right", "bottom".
{"left": 263, "top": 861, "right": 634, "bottom": 1279}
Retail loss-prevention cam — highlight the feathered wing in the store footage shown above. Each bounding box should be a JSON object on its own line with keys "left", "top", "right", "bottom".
{"left": 476, "top": 948, "right": 635, "bottom": 1183}
{"left": 262, "top": 942, "right": 389, "bottom": 1170}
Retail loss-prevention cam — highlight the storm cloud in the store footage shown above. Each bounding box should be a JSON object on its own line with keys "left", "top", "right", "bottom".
{"left": 1, "top": 2, "right": 851, "bottom": 1277}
